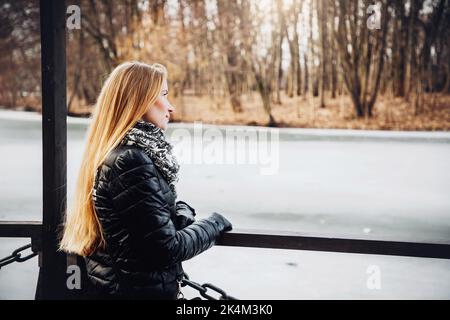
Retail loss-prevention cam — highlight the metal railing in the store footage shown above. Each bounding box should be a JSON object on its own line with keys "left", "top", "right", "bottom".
{"left": 1, "top": 222, "right": 449, "bottom": 260}
{"left": 1, "top": 219, "right": 450, "bottom": 298}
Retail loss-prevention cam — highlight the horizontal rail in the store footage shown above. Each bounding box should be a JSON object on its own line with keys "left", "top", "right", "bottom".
{"left": 0, "top": 221, "right": 43, "bottom": 252}
{"left": 217, "top": 229, "right": 450, "bottom": 259}
{"left": 1, "top": 222, "right": 449, "bottom": 259}
{"left": 0, "top": 221, "right": 42, "bottom": 238}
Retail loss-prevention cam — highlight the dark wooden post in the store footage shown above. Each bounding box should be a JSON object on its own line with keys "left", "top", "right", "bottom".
{"left": 36, "top": 0, "right": 68, "bottom": 299}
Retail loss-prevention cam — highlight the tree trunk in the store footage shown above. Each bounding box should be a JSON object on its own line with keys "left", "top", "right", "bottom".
{"left": 319, "top": 0, "right": 328, "bottom": 107}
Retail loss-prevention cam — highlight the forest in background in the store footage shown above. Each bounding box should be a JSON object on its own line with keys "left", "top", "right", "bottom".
{"left": 0, "top": 0, "right": 449, "bottom": 130}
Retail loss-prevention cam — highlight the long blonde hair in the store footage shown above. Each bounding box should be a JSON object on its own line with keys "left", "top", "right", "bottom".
{"left": 60, "top": 61, "right": 167, "bottom": 256}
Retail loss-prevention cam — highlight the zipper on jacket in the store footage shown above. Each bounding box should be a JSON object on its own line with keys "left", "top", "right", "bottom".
{"left": 176, "top": 271, "right": 185, "bottom": 299}
{"left": 176, "top": 279, "right": 184, "bottom": 299}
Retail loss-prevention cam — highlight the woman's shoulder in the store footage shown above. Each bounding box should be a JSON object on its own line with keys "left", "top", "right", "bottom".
{"left": 99, "top": 145, "right": 156, "bottom": 180}
{"left": 107, "top": 144, "right": 151, "bottom": 165}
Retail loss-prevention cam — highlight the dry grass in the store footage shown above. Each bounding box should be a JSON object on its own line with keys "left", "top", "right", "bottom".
{"left": 169, "top": 92, "right": 450, "bottom": 131}
{"left": 272, "top": 93, "right": 450, "bottom": 131}
{"left": 9, "top": 91, "right": 450, "bottom": 131}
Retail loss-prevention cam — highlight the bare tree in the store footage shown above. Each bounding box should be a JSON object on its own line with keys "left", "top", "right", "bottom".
{"left": 334, "top": 0, "right": 389, "bottom": 117}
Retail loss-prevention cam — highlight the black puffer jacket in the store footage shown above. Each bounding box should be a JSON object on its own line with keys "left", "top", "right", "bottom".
{"left": 85, "top": 145, "right": 231, "bottom": 299}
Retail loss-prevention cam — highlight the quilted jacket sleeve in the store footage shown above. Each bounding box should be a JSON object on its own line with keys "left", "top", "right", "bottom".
{"left": 174, "top": 200, "right": 196, "bottom": 230}
{"left": 109, "top": 148, "right": 228, "bottom": 268}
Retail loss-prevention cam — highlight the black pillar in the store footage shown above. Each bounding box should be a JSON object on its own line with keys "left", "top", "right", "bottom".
{"left": 36, "top": 0, "right": 68, "bottom": 299}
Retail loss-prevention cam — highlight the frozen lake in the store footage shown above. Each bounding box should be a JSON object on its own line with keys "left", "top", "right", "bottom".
{"left": 0, "top": 110, "right": 449, "bottom": 299}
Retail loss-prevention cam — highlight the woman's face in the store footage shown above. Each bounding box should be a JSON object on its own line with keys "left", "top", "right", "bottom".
{"left": 142, "top": 79, "right": 174, "bottom": 130}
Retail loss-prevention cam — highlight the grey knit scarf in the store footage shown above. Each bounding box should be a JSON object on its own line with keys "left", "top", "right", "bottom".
{"left": 120, "top": 119, "right": 180, "bottom": 196}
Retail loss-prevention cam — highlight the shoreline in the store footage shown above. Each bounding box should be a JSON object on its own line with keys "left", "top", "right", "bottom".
{"left": 1, "top": 109, "right": 450, "bottom": 143}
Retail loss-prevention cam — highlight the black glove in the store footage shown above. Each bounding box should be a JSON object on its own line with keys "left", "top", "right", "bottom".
{"left": 209, "top": 212, "right": 233, "bottom": 232}
{"left": 174, "top": 200, "right": 196, "bottom": 229}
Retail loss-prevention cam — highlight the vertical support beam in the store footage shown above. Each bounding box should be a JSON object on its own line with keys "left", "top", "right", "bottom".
{"left": 36, "top": 0, "right": 67, "bottom": 299}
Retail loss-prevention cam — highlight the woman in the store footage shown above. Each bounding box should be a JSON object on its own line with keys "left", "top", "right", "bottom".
{"left": 60, "top": 61, "right": 232, "bottom": 300}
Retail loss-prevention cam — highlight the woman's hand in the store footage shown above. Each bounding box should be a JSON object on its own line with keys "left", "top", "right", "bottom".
{"left": 209, "top": 212, "right": 233, "bottom": 232}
